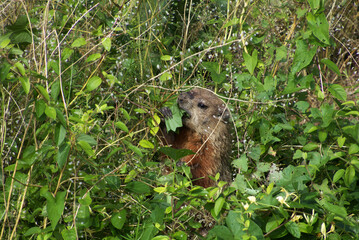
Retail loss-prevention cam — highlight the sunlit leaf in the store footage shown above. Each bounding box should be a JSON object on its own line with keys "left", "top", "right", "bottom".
{"left": 102, "top": 37, "right": 111, "bottom": 51}
{"left": 71, "top": 37, "right": 87, "bottom": 47}
{"left": 86, "top": 53, "right": 102, "bottom": 62}
{"left": 243, "top": 49, "right": 258, "bottom": 75}
{"left": 45, "top": 105, "right": 57, "bottom": 120}
{"left": 44, "top": 191, "right": 66, "bottom": 230}
{"left": 86, "top": 76, "right": 102, "bottom": 91}
{"left": 320, "top": 58, "right": 340, "bottom": 75}
{"left": 328, "top": 84, "right": 347, "bottom": 101}
{"left": 139, "top": 139, "right": 154, "bottom": 149}
{"left": 115, "top": 121, "right": 129, "bottom": 133}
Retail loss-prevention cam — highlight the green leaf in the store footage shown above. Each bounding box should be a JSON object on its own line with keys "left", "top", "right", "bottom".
{"left": 125, "top": 170, "right": 137, "bottom": 183}
{"left": 211, "top": 71, "right": 227, "bottom": 84}
{"left": 152, "top": 236, "right": 170, "bottom": 240}
{"left": 275, "top": 45, "right": 287, "bottom": 61}
{"left": 202, "top": 61, "right": 219, "bottom": 73}
{"left": 115, "top": 121, "right": 129, "bottom": 133}
{"left": 19, "top": 76, "right": 30, "bottom": 94}
{"left": 248, "top": 146, "right": 261, "bottom": 161}
{"left": 319, "top": 199, "right": 347, "bottom": 218}
{"left": 56, "top": 108, "right": 67, "bottom": 127}
{"left": 77, "top": 140, "right": 94, "bottom": 157}
{"left": 86, "top": 76, "right": 102, "bottom": 91}
{"left": 78, "top": 192, "right": 92, "bottom": 206}
{"left": 307, "top": 12, "right": 330, "bottom": 45}
{"left": 243, "top": 49, "right": 258, "bottom": 75}
{"left": 232, "top": 154, "right": 248, "bottom": 172}
{"left": 214, "top": 197, "right": 225, "bottom": 216}
{"left": 9, "top": 48, "right": 24, "bottom": 55}
{"left": 44, "top": 191, "right": 66, "bottom": 230}
{"left": 14, "top": 62, "right": 26, "bottom": 76}
{"left": 201, "top": 60, "right": 226, "bottom": 81}
{"left": 45, "top": 105, "right": 57, "bottom": 120}
{"left": 333, "top": 169, "right": 345, "bottom": 183}
{"left": 120, "top": 108, "right": 131, "bottom": 121}
{"left": 76, "top": 205, "right": 91, "bottom": 228}
{"left": 51, "top": 81, "right": 60, "bottom": 101}
{"left": 139, "top": 140, "right": 154, "bottom": 149}
{"left": 125, "top": 181, "right": 151, "bottom": 194}
{"left": 0, "top": 37, "right": 10, "bottom": 48}
{"left": 159, "top": 147, "right": 194, "bottom": 161}
{"left": 77, "top": 134, "right": 97, "bottom": 145}
{"left": 343, "top": 124, "right": 359, "bottom": 144}
{"left": 257, "top": 162, "right": 271, "bottom": 173}
{"left": 349, "top": 144, "right": 359, "bottom": 155}
{"left": 86, "top": 53, "right": 102, "bottom": 62}
{"left": 164, "top": 104, "right": 183, "bottom": 132}
{"left": 159, "top": 72, "right": 172, "bottom": 81}
{"left": 208, "top": 226, "right": 234, "bottom": 240}
{"left": 56, "top": 142, "right": 70, "bottom": 169}
{"left": 61, "top": 227, "right": 77, "bottom": 240}
{"left": 160, "top": 55, "right": 171, "bottom": 61}
{"left": 266, "top": 215, "right": 284, "bottom": 232}
{"left": 0, "top": 62, "right": 11, "bottom": 81}
{"left": 344, "top": 165, "right": 355, "bottom": 187}
{"left": 151, "top": 206, "right": 165, "bottom": 224}
{"left": 328, "top": 84, "right": 347, "bottom": 101}
{"left": 36, "top": 84, "right": 50, "bottom": 101}
{"left": 318, "top": 131, "right": 327, "bottom": 143}
{"left": 351, "top": 159, "right": 359, "bottom": 170}
{"left": 35, "top": 99, "right": 46, "bottom": 118}
{"left": 71, "top": 37, "right": 87, "bottom": 47}
{"left": 308, "top": 0, "right": 323, "bottom": 14}
{"left": 295, "top": 101, "right": 310, "bottom": 113}
{"left": 11, "top": 31, "right": 32, "bottom": 44}
{"left": 224, "top": 17, "right": 240, "bottom": 28}
{"left": 285, "top": 221, "right": 301, "bottom": 238}
{"left": 0, "top": 33, "right": 12, "bottom": 48}
{"left": 291, "top": 40, "right": 317, "bottom": 74}
{"left": 49, "top": 60, "right": 60, "bottom": 75}
{"left": 126, "top": 142, "right": 143, "bottom": 157}
{"left": 225, "top": 211, "right": 245, "bottom": 237}
{"left": 111, "top": 210, "right": 127, "bottom": 230}
{"left": 320, "top": 58, "right": 340, "bottom": 75}
{"left": 55, "top": 124, "right": 66, "bottom": 146}
{"left": 102, "top": 37, "right": 111, "bottom": 51}
{"left": 337, "top": 136, "right": 346, "bottom": 148}
{"left": 172, "top": 231, "right": 187, "bottom": 240}
{"left": 61, "top": 47, "right": 74, "bottom": 61}
{"left": 320, "top": 103, "right": 335, "bottom": 127}
{"left": 24, "top": 227, "right": 41, "bottom": 236}
{"left": 154, "top": 186, "right": 167, "bottom": 194}
{"left": 151, "top": 115, "right": 160, "bottom": 136}
{"left": 135, "top": 108, "right": 146, "bottom": 113}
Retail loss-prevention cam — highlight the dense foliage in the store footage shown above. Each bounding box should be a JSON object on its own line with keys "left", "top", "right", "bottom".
{"left": 1, "top": 0, "right": 358, "bottom": 239}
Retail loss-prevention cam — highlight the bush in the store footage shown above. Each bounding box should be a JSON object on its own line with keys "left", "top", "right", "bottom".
{"left": 0, "top": 0, "right": 358, "bottom": 239}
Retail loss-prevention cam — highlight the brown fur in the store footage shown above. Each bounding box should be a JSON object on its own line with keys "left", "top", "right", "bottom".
{"left": 160, "top": 88, "right": 232, "bottom": 187}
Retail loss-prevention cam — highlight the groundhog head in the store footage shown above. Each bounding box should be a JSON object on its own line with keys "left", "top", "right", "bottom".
{"left": 177, "top": 88, "right": 230, "bottom": 132}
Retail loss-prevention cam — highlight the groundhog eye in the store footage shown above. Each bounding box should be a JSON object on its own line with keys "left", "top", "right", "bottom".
{"left": 197, "top": 102, "right": 208, "bottom": 109}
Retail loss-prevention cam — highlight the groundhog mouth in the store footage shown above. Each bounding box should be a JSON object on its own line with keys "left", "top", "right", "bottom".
{"left": 181, "top": 109, "right": 191, "bottom": 119}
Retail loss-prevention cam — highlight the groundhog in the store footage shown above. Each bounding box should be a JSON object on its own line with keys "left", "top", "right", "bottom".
{"left": 159, "top": 88, "right": 232, "bottom": 187}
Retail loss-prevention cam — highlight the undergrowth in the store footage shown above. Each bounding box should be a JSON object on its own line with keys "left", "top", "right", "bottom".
{"left": 0, "top": 0, "right": 358, "bottom": 239}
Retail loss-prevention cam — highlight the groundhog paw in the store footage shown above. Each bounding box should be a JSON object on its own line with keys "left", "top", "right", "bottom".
{"left": 160, "top": 107, "right": 173, "bottom": 119}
